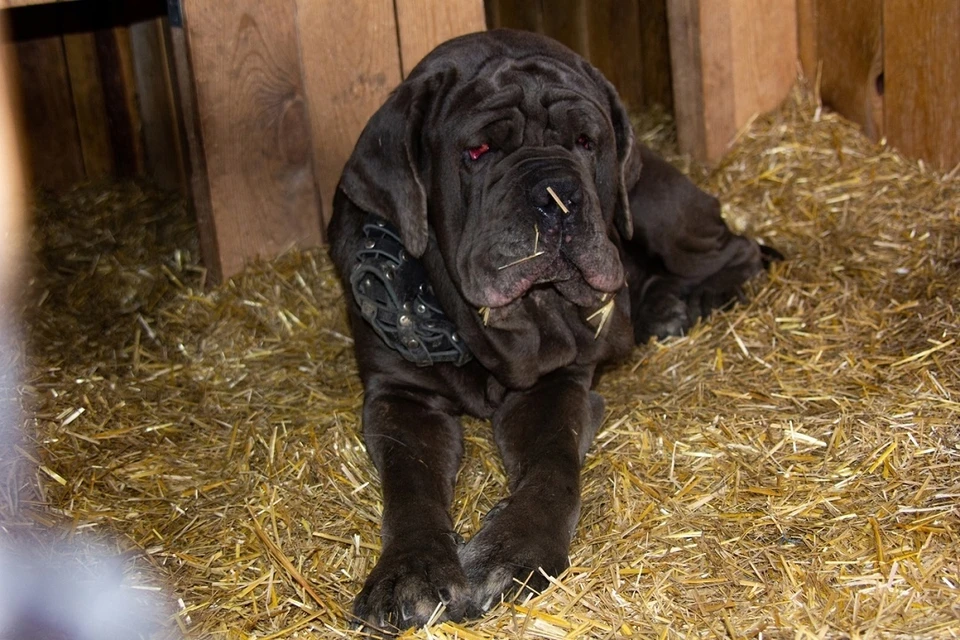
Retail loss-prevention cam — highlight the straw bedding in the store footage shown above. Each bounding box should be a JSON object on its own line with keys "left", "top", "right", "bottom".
{"left": 4, "top": 88, "right": 959, "bottom": 638}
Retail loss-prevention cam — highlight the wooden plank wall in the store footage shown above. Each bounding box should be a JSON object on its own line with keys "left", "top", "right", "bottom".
{"left": 485, "top": 0, "right": 673, "bottom": 113}
{"left": 176, "top": 0, "right": 486, "bottom": 281}
{"left": 7, "top": 0, "right": 958, "bottom": 284}
{"left": 296, "top": 0, "right": 402, "bottom": 234}
{"left": 4, "top": 1, "right": 183, "bottom": 192}
{"left": 801, "top": 0, "right": 959, "bottom": 171}
{"left": 667, "top": 0, "right": 798, "bottom": 163}
{"left": 883, "top": 0, "right": 960, "bottom": 172}
{"left": 178, "top": 0, "right": 324, "bottom": 280}
{"left": 804, "top": 0, "right": 884, "bottom": 141}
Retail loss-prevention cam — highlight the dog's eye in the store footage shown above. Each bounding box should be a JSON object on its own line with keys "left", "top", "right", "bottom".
{"left": 466, "top": 143, "right": 491, "bottom": 161}
{"left": 577, "top": 135, "right": 594, "bottom": 151}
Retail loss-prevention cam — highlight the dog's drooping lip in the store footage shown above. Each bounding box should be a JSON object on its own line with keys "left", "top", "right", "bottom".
{"left": 458, "top": 181, "right": 625, "bottom": 312}
{"left": 465, "top": 233, "right": 624, "bottom": 312}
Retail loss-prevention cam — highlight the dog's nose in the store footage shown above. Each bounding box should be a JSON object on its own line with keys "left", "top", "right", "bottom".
{"left": 531, "top": 176, "right": 581, "bottom": 218}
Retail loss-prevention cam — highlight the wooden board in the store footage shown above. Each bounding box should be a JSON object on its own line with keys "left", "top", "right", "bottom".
{"left": 62, "top": 29, "right": 113, "bottom": 179}
{"left": 129, "top": 17, "right": 185, "bottom": 192}
{"left": 796, "top": 0, "right": 818, "bottom": 82}
{"left": 488, "top": 0, "right": 544, "bottom": 33}
{"left": 297, "top": 0, "right": 402, "bottom": 233}
{"left": 667, "top": 0, "right": 797, "bottom": 163}
{"left": 180, "top": 0, "right": 323, "bottom": 281}
{"left": 884, "top": 0, "right": 960, "bottom": 171}
{"left": 584, "top": 0, "right": 643, "bottom": 109}
{"left": 94, "top": 25, "right": 145, "bottom": 177}
{"left": 168, "top": 24, "right": 218, "bottom": 279}
{"left": 539, "top": 0, "right": 588, "bottom": 57}
{"left": 666, "top": 0, "right": 709, "bottom": 162}
{"left": 726, "top": 1, "right": 797, "bottom": 128}
{"left": 816, "top": 0, "right": 883, "bottom": 141}
{"left": 11, "top": 33, "right": 84, "bottom": 189}
{"left": 394, "top": 0, "right": 486, "bottom": 77}
{"left": 636, "top": 0, "right": 672, "bottom": 110}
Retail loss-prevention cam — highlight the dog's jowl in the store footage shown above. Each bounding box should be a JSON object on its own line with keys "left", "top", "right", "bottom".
{"left": 328, "top": 29, "right": 775, "bottom": 632}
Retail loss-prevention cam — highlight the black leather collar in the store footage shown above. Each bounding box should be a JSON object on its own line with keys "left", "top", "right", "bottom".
{"left": 350, "top": 218, "right": 472, "bottom": 367}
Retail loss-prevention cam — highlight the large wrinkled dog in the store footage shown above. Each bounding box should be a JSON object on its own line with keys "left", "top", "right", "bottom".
{"left": 329, "top": 29, "right": 775, "bottom": 632}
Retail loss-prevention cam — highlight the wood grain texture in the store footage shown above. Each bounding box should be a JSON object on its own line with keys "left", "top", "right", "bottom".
{"left": 637, "top": 0, "right": 672, "bottom": 110}
{"left": 816, "top": 0, "right": 883, "bottom": 140}
{"left": 585, "top": 0, "right": 643, "bottom": 109}
{"left": 168, "top": 24, "right": 218, "bottom": 280}
{"left": 884, "top": 0, "right": 960, "bottom": 171}
{"left": 540, "top": 0, "right": 588, "bottom": 57}
{"left": 95, "top": 25, "right": 145, "bottom": 177}
{"left": 666, "top": 0, "right": 707, "bottom": 160}
{"left": 488, "top": 0, "right": 544, "bottom": 32}
{"left": 668, "top": 0, "right": 797, "bottom": 163}
{"left": 129, "top": 17, "right": 185, "bottom": 192}
{"left": 297, "top": 0, "right": 402, "bottom": 233}
{"left": 12, "top": 34, "right": 84, "bottom": 189}
{"left": 727, "top": 1, "right": 797, "bottom": 127}
{"left": 182, "top": 0, "right": 323, "bottom": 281}
{"left": 395, "top": 0, "right": 486, "bottom": 76}
{"left": 62, "top": 29, "right": 113, "bottom": 179}
{"left": 490, "top": 0, "right": 672, "bottom": 111}
{"left": 796, "top": 0, "right": 818, "bottom": 81}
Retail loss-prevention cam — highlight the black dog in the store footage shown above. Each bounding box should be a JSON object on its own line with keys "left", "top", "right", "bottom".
{"left": 328, "top": 29, "right": 774, "bottom": 632}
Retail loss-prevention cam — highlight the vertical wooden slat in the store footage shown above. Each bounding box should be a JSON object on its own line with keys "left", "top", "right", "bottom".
{"left": 297, "top": 0, "right": 402, "bottom": 233}
{"left": 727, "top": 1, "right": 797, "bottom": 128}
{"left": 11, "top": 26, "right": 84, "bottom": 189}
{"left": 394, "top": 0, "right": 486, "bottom": 77}
{"left": 796, "top": 0, "right": 818, "bottom": 81}
{"left": 168, "top": 24, "right": 218, "bottom": 278}
{"left": 637, "top": 0, "right": 672, "bottom": 110}
{"left": 62, "top": 30, "right": 113, "bottom": 179}
{"left": 95, "top": 24, "right": 145, "bottom": 177}
{"left": 180, "top": 0, "right": 323, "bottom": 282}
{"left": 488, "top": 0, "right": 544, "bottom": 32}
{"left": 884, "top": 0, "right": 960, "bottom": 171}
{"left": 816, "top": 0, "right": 883, "bottom": 140}
{"left": 584, "top": 0, "right": 643, "bottom": 109}
{"left": 666, "top": 0, "right": 708, "bottom": 161}
{"left": 668, "top": 0, "right": 797, "bottom": 163}
{"left": 540, "top": 0, "right": 588, "bottom": 57}
{"left": 129, "top": 17, "right": 185, "bottom": 192}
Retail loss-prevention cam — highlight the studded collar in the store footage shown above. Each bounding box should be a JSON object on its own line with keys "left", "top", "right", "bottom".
{"left": 350, "top": 218, "right": 472, "bottom": 367}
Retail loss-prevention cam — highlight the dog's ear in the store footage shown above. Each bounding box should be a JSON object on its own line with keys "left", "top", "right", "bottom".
{"left": 339, "top": 71, "right": 452, "bottom": 258}
{"left": 585, "top": 64, "right": 641, "bottom": 240}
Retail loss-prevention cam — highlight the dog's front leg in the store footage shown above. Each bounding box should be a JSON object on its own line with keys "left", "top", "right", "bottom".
{"left": 353, "top": 387, "right": 471, "bottom": 632}
{"left": 459, "top": 367, "right": 600, "bottom": 612}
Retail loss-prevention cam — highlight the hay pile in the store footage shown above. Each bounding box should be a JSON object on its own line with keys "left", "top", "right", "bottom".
{"left": 6, "top": 88, "right": 960, "bottom": 638}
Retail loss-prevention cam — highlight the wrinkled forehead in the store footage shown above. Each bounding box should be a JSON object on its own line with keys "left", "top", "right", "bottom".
{"left": 438, "top": 55, "right": 607, "bottom": 141}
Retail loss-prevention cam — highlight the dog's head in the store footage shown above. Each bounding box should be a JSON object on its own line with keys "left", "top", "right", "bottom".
{"left": 339, "top": 29, "right": 641, "bottom": 313}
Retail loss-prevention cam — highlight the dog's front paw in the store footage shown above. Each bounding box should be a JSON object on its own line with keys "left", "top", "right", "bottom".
{"left": 458, "top": 498, "right": 571, "bottom": 612}
{"left": 354, "top": 532, "right": 473, "bottom": 635}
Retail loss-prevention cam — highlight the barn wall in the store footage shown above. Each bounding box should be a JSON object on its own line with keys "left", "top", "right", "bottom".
{"left": 3, "top": 0, "right": 957, "bottom": 284}
{"left": 4, "top": 1, "right": 183, "bottom": 192}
